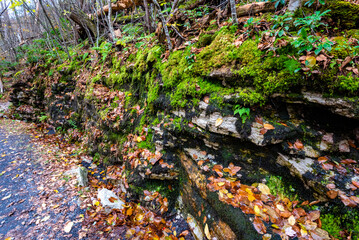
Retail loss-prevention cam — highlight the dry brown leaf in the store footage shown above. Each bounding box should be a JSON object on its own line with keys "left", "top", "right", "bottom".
{"left": 326, "top": 190, "right": 338, "bottom": 199}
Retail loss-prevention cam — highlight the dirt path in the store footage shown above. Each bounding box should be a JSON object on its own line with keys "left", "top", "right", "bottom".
{"left": 0, "top": 119, "right": 84, "bottom": 239}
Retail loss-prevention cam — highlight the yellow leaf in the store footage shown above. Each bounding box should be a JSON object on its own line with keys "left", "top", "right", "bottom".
{"left": 258, "top": 183, "right": 271, "bottom": 195}
{"left": 248, "top": 195, "right": 256, "bottom": 202}
{"left": 300, "top": 228, "right": 308, "bottom": 236}
{"left": 204, "top": 224, "right": 211, "bottom": 239}
{"left": 227, "top": 193, "right": 234, "bottom": 198}
{"left": 271, "top": 224, "right": 279, "bottom": 229}
{"left": 254, "top": 205, "right": 261, "bottom": 216}
{"left": 217, "top": 182, "right": 225, "bottom": 187}
{"left": 136, "top": 137, "right": 142, "bottom": 142}
{"left": 263, "top": 123, "right": 275, "bottom": 130}
{"left": 136, "top": 214, "right": 144, "bottom": 221}
{"left": 94, "top": 201, "right": 100, "bottom": 206}
{"left": 305, "top": 56, "right": 317, "bottom": 67}
{"left": 215, "top": 118, "right": 223, "bottom": 127}
{"left": 288, "top": 215, "right": 296, "bottom": 225}
{"left": 64, "top": 221, "right": 74, "bottom": 233}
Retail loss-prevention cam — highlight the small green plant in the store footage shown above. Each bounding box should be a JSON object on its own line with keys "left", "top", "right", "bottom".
{"left": 270, "top": 12, "right": 293, "bottom": 37}
{"left": 234, "top": 105, "right": 250, "bottom": 123}
{"left": 184, "top": 53, "right": 195, "bottom": 72}
{"left": 292, "top": 10, "right": 334, "bottom": 55}
{"left": 92, "top": 41, "right": 113, "bottom": 63}
{"left": 67, "top": 119, "right": 78, "bottom": 129}
{"left": 39, "top": 113, "right": 48, "bottom": 122}
{"left": 244, "top": 17, "right": 261, "bottom": 34}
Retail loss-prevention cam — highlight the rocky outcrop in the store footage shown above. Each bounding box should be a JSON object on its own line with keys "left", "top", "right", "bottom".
{"left": 9, "top": 64, "right": 359, "bottom": 239}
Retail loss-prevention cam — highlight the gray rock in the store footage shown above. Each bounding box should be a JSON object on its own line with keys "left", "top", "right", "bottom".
{"left": 76, "top": 166, "right": 88, "bottom": 187}
{"left": 64, "top": 166, "right": 88, "bottom": 186}
{"left": 97, "top": 188, "right": 125, "bottom": 210}
{"left": 303, "top": 92, "right": 358, "bottom": 119}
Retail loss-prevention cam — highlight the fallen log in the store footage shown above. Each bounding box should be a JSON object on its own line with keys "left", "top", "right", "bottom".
{"left": 93, "top": 0, "right": 152, "bottom": 17}
{"left": 236, "top": 1, "right": 276, "bottom": 17}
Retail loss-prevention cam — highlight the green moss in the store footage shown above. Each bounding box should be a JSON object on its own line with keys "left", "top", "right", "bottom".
{"left": 321, "top": 206, "right": 359, "bottom": 239}
{"left": 265, "top": 175, "right": 298, "bottom": 201}
{"left": 197, "top": 33, "right": 215, "bottom": 48}
{"left": 326, "top": 0, "right": 359, "bottom": 29}
{"left": 338, "top": 74, "right": 359, "bottom": 94}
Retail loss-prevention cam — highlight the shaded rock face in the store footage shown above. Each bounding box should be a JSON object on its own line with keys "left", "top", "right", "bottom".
{"left": 10, "top": 70, "right": 359, "bottom": 239}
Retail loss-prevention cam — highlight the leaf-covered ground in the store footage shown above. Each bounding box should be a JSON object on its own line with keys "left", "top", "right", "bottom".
{"left": 0, "top": 119, "right": 84, "bottom": 239}
{"left": 0, "top": 117, "right": 192, "bottom": 239}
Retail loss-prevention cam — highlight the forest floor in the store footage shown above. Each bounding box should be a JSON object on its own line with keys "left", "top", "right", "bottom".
{"left": 0, "top": 118, "right": 85, "bottom": 239}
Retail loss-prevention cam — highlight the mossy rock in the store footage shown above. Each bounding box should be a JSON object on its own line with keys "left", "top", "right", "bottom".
{"left": 326, "top": 0, "right": 359, "bottom": 29}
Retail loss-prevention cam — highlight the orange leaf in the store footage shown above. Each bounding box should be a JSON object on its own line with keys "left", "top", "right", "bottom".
{"left": 263, "top": 123, "right": 275, "bottom": 130}
{"left": 352, "top": 180, "right": 359, "bottom": 189}
{"left": 109, "top": 197, "right": 118, "bottom": 203}
{"left": 294, "top": 140, "right": 304, "bottom": 150}
{"left": 318, "top": 156, "right": 328, "bottom": 163}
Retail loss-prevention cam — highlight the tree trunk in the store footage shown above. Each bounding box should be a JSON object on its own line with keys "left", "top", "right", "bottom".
{"left": 229, "top": 0, "right": 238, "bottom": 24}
{"left": 152, "top": 0, "right": 172, "bottom": 51}
{"left": 107, "top": 0, "right": 116, "bottom": 40}
{"left": 68, "top": 9, "right": 98, "bottom": 38}
{"left": 143, "top": 0, "right": 152, "bottom": 32}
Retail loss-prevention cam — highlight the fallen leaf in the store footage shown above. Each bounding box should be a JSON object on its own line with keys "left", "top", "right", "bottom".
{"left": 326, "top": 190, "right": 338, "bottom": 199}
{"left": 1, "top": 194, "right": 11, "bottom": 200}
{"left": 41, "top": 215, "right": 50, "bottom": 222}
{"left": 215, "top": 118, "right": 223, "bottom": 127}
{"left": 288, "top": 215, "right": 296, "bottom": 225}
{"left": 316, "top": 54, "right": 327, "bottom": 61}
{"left": 109, "top": 197, "right": 118, "bottom": 203}
{"left": 253, "top": 216, "right": 266, "bottom": 234}
{"left": 204, "top": 223, "right": 211, "bottom": 239}
{"left": 326, "top": 183, "right": 336, "bottom": 189}
{"left": 341, "top": 159, "right": 357, "bottom": 164}
{"left": 258, "top": 183, "right": 271, "bottom": 195}
{"left": 263, "top": 123, "right": 275, "bottom": 130}
{"left": 64, "top": 221, "right": 74, "bottom": 233}
{"left": 260, "top": 128, "right": 268, "bottom": 135}
{"left": 305, "top": 56, "right": 317, "bottom": 67}
{"left": 352, "top": 180, "right": 359, "bottom": 189}
{"left": 203, "top": 96, "right": 210, "bottom": 104}
{"left": 294, "top": 140, "right": 304, "bottom": 150}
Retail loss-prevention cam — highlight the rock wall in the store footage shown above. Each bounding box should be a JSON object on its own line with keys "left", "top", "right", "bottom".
{"left": 8, "top": 47, "right": 359, "bottom": 239}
